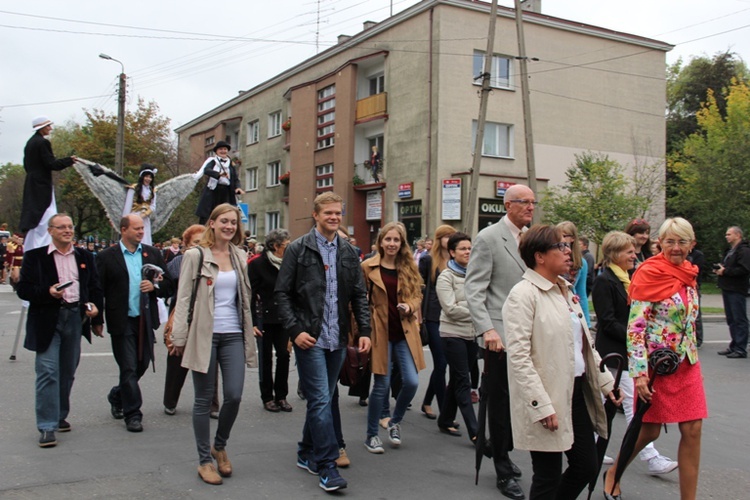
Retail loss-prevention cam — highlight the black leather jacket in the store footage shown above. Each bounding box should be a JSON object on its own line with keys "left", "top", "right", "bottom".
{"left": 275, "top": 228, "right": 371, "bottom": 346}
{"left": 718, "top": 240, "right": 750, "bottom": 295}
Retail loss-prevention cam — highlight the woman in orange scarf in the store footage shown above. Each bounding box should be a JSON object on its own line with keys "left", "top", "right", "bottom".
{"left": 604, "top": 218, "right": 706, "bottom": 500}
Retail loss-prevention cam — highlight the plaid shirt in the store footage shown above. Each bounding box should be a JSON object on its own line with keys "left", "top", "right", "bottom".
{"left": 314, "top": 229, "right": 340, "bottom": 350}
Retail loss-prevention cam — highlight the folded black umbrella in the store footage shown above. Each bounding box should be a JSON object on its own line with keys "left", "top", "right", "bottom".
{"left": 608, "top": 357, "right": 669, "bottom": 495}
{"left": 586, "top": 353, "right": 625, "bottom": 500}
{"left": 475, "top": 348, "right": 495, "bottom": 485}
{"left": 139, "top": 264, "right": 164, "bottom": 373}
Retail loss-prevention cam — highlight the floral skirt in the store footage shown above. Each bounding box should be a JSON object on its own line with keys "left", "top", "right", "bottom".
{"left": 641, "top": 360, "right": 707, "bottom": 423}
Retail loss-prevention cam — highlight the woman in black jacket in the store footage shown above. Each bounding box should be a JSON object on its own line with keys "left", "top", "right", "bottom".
{"left": 592, "top": 230, "right": 677, "bottom": 476}
{"left": 248, "top": 228, "right": 292, "bottom": 412}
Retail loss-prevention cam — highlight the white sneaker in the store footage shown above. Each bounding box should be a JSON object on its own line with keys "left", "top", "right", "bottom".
{"left": 602, "top": 455, "right": 614, "bottom": 465}
{"left": 647, "top": 454, "right": 678, "bottom": 475}
{"left": 365, "top": 435, "right": 385, "bottom": 454}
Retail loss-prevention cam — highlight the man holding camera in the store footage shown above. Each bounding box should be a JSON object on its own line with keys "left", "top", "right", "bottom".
{"left": 93, "top": 214, "right": 172, "bottom": 432}
{"left": 715, "top": 226, "right": 750, "bottom": 359}
{"left": 16, "top": 214, "right": 102, "bottom": 447}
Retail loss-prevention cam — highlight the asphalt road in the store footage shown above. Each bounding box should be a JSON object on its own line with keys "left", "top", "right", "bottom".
{"left": 1, "top": 283, "right": 748, "bottom": 499}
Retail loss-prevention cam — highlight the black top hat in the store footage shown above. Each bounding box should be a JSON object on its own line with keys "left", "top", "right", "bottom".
{"left": 213, "top": 140, "right": 231, "bottom": 153}
{"left": 139, "top": 163, "right": 157, "bottom": 177}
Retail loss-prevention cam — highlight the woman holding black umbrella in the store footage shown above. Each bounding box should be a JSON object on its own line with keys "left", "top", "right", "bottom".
{"left": 603, "top": 217, "right": 705, "bottom": 500}
{"left": 503, "top": 225, "right": 619, "bottom": 499}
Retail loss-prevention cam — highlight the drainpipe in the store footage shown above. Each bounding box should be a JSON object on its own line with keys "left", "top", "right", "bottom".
{"left": 425, "top": 7, "right": 434, "bottom": 236}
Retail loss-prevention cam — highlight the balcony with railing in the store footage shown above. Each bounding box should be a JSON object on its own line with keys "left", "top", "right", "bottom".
{"left": 353, "top": 160, "right": 384, "bottom": 188}
{"left": 355, "top": 92, "right": 387, "bottom": 123}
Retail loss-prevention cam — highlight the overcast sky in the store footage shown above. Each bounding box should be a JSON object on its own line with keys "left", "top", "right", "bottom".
{"left": 1, "top": 0, "right": 748, "bottom": 166}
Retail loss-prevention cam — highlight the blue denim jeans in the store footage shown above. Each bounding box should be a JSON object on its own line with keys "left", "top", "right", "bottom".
{"left": 367, "top": 339, "right": 419, "bottom": 437}
{"left": 723, "top": 291, "right": 748, "bottom": 355}
{"left": 295, "top": 344, "right": 346, "bottom": 468}
{"left": 192, "top": 332, "right": 246, "bottom": 465}
{"left": 36, "top": 307, "right": 82, "bottom": 432}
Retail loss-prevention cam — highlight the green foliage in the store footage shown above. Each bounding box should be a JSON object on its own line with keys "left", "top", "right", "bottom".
{"left": 669, "top": 79, "right": 750, "bottom": 263}
{"left": 0, "top": 162, "right": 26, "bottom": 230}
{"left": 539, "top": 152, "right": 649, "bottom": 244}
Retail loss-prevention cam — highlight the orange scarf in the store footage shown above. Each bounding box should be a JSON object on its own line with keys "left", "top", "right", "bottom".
{"left": 628, "top": 253, "right": 698, "bottom": 303}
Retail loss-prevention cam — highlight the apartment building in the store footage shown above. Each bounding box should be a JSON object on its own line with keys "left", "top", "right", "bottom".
{"left": 175, "top": 0, "right": 672, "bottom": 247}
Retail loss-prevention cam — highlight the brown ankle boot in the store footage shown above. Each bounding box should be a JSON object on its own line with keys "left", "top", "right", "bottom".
{"left": 197, "top": 463, "right": 223, "bottom": 485}
{"left": 211, "top": 447, "right": 233, "bottom": 477}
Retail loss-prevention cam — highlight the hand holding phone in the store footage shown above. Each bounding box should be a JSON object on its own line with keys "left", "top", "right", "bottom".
{"left": 55, "top": 281, "right": 74, "bottom": 291}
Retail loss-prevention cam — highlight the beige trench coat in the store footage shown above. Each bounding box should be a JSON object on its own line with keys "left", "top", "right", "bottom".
{"left": 362, "top": 255, "right": 425, "bottom": 376}
{"left": 170, "top": 245, "right": 257, "bottom": 373}
{"left": 502, "top": 269, "right": 614, "bottom": 452}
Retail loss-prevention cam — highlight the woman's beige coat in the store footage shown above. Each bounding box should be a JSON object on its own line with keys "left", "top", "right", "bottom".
{"left": 170, "top": 245, "right": 257, "bottom": 373}
{"left": 362, "top": 254, "right": 425, "bottom": 376}
{"left": 502, "top": 269, "right": 614, "bottom": 452}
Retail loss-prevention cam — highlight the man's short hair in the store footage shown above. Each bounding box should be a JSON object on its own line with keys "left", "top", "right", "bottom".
{"left": 47, "top": 213, "right": 71, "bottom": 228}
{"left": 120, "top": 215, "right": 135, "bottom": 232}
{"left": 729, "top": 226, "right": 744, "bottom": 238}
{"left": 313, "top": 192, "right": 343, "bottom": 213}
{"left": 579, "top": 235, "right": 589, "bottom": 247}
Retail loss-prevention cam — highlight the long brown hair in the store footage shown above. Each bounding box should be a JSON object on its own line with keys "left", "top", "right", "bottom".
{"left": 557, "top": 221, "right": 582, "bottom": 271}
{"left": 199, "top": 203, "right": 244, "bottom": 248}
{"left": 429, "top": 224, "right": 457, "bottom": 283}
{"left": 377, "top": 222, "right": 423, "bottom": 301}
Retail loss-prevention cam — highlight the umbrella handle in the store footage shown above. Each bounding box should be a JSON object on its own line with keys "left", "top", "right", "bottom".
{"left": 599, "top": 353, "right": 626, "bottom": 390}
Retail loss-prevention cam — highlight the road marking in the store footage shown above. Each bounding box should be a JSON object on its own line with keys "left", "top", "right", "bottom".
{"left": 81, "top": 352, "right": 114, "bottom": 357}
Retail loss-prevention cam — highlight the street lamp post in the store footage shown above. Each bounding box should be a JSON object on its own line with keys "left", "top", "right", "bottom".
{"left": 99, "top": 53, "right": 126, "bottom": 176}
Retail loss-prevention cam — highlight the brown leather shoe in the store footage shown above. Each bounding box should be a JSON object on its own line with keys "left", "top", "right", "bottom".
{"left": 276, "top": 399, "right": 293, "bottom": 412}
{"left": 211, "top": 447, "right": 233, "bottom": 477}
{"left": 264, "top": 401, "right": 281, "bottom": 412}
{"left": 335, "top": 448, "right": 351, "bottom": 468}
{"left": 197, "top": 463, "right": 223, "bottom": 485}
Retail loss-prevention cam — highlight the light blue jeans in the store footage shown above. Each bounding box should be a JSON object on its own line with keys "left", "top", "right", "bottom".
{"left": 36, "top": 307, "right": 82, "bottom": 432}
{"left": 367, "top": 339, "right": 419, "bottom": 437}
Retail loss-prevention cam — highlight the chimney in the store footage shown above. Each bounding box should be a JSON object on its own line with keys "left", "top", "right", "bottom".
{"left": 363, "top": 20, "right": 377, "bottom": 30}
{"left": 520, "top": 0, "right": 541, "bottom": 13}
{"left": 338, "top": 34, "right": 352, "bottom": 44}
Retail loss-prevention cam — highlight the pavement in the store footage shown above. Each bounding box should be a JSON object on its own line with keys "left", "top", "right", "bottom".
{"left": 1, "top": 283, "right": 749, "bottom": 499}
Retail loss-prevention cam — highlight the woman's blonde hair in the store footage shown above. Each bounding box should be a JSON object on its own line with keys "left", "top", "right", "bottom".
{"left": 429, "top": 224, "right": 458, "bottom": 283}
{"left": 199, "top": 203, "right": 244, "bottom": 248}
{"left": 557, "top": 221, "right": 582, "bottom": 271}
{"left": 377, "top": 222, "right": 423, "bottom": 301}
{"left": 600, "top": 231, "right": 636, "bottom": 267}
{"left": 658, "top": 217, "right": 695, "bottom": 242}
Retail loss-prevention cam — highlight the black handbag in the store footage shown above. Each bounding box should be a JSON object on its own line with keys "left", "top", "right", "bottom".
{"left": 648, "top": 331, "right": 686, "bottom": 376}
{"left": 419, "top": 266, "right": 434, "bottom": 347}
{"left": 339, "top": 345, "right": 369, "bottom": 387}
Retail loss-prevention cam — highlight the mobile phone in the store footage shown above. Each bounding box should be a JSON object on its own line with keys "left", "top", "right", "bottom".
{"left": 56, "top": 281, "right": 74, "bottom": 291}
{"left": 712, "top": 263, "right": 722, "bottom": 270}
{"left": 86, "top": 303, "right": 93, "bottom": 312}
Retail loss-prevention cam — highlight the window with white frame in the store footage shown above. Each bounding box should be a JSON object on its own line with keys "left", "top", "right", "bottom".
{"left": 318, "top": 111, "right": 335, "bottom": 125}
{"left": 266, "top": 211, "right": 280, "bottom": 231}
{"left": 267, "top": 161, "right": 281, "bottom": 186}
{"left": 316, "top": 164, "right": 334, "bottom": 190}
{"left": 205, "top": 136, "right": 215, "bottom": 146}
{"left": 472, "top": 121, "right": 513, "bottom": 158}
{"left": 245, "top": 167, "right": 258, "bottom": 191}
{"left": 247, "top": 214, "right": 257, "bottom": 237}
{"left": 369, "top": 74, "right": 385, "bottom": 95}
{"left": 246, "top": 120, "right": 259, "bottom": 145}
{"left": 268, "top": 111, "right": 282, "bottom": 138}
{"left": 472, "top": 51, "right": 512, "bottom": 89}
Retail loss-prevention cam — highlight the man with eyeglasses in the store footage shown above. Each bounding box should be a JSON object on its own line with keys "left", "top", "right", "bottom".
{"left": 465, "top": 184, "right": 536, "bottom": 500}
{"left": 20, "top": 116, "right": 78, "bottom": 251}
{"left": 715, "top": 226, "right": 750, "bottom": 359}
{"left": 16, "top": 214, "right": 102, "bottom": 448}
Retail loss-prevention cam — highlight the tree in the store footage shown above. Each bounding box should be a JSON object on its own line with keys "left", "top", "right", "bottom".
{"left": 667, "top": 51, "right": 748, "bottom": 154}
{"left": 0, "top": 162, "right": 26, "bottom": 230}
{"left": 669, "top": 79, "right": 750, "bottom": 263}
{"left": 539, "top": 152, "right": 649, "bottom": 244}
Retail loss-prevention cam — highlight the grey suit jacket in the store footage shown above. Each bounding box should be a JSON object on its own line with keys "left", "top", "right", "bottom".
{"left": 465, "top": 216, "right": 527, "bottom": 345}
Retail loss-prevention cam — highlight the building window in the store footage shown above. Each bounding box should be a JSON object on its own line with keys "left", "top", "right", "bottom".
{"left": 369, "top": 74, "right": 385, "bottom": 95}
{"left": 246, "top": 120, "right": 259, "bottom": 145}
{"left": 205, "top": 136, "right": 215, "bottom": 146}
{"left": 247, "top": 214, "right": 257, "bottom": 237}
{"left": 267, "top": 161, "right": 281, "bottom": 186}
{"left": 472, "top": 51, "right": 512, "bottom": 89}
{"left": 268, "top": 111, "right": 282, "bottom": 138}
{"left": 266, "top": 211, "right": 280, "bottom": 231}
{"left": 317, "top": 85, "right": 335, "bottom": 149}
{"left": 245, "top": 167, "right": 258, "bottom": 191}
{"left": 368, "top": 135, "right": 384, "bottom": 154}
{"left": 472, "top": 121, "right": 513, "bottom": 158}
{"left": 316, "top": 164, "right": 334, "bottom": 191}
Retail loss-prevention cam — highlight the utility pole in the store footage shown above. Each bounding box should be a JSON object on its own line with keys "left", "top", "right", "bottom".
{"left": 513, "top": 0, "right": 538, "bottom": 214}
{"left": 464, "top": 0, "right": 499, "bottom": 235}
{"left": 100, "top": 53, "right": 126, "bottom": 176}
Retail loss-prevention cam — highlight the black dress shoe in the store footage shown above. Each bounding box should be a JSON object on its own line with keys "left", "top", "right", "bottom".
{"left": 602, "top": 470, "right": 621, "bottom": 500}
{"left": 108, "top": 395, "right": 124, "bottom": 419}
{"left": 438, "top": 425, "right": 462, "bottom": 437}
{"left": 126, "top": 419, "right": 143, "bottom": 432}
{"left": 726, "top": 351, "right": 747, "bottom": 358}
{"left": 421, "top": 404, "right": 437, "bottom": 420}
{"left": 718, "top": 348, "right": 733, "bottom": 355}
{"left": 497, "top": 477, "right": 525, "bottom": 500}
{"left": 510, "top": 461, "right": 522, "bottom": 478}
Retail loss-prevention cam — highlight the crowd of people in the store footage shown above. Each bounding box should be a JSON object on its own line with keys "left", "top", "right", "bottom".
{"left": 11, "top": 114, "right": 741, "bottom": 498}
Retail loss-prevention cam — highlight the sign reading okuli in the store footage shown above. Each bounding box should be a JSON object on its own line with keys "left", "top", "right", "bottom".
{"left": 442, "top": 178, "right": 462, "bottom": 220}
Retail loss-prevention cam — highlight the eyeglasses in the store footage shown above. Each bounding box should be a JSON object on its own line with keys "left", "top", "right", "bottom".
{"left": 509, "top": 199, "right": 539, "bottom": 206}
{"left": 51, "top": 225, "right": 75, "bottom": 231}
{"left": 548, "top": 242, "right": 571, "bottom": 252}
{"left": 661, "top": 239, "right": 691, "bottom": 247}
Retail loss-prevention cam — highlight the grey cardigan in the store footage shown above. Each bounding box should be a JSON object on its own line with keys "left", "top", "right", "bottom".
{"left": 436, "top": 266, "right": 476, "bottom": 340}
